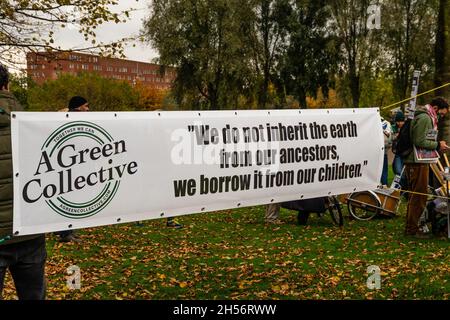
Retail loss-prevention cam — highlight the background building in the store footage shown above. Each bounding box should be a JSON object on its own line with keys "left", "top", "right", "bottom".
{"left": 26, "top": 51, "right": 176, "bottom": 89}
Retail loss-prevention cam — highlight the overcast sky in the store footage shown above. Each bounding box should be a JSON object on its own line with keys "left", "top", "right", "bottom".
{"left": 53, "top": 0, "right": 158, "bottom": 62}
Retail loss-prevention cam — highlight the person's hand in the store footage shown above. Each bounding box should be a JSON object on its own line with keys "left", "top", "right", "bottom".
{"left": 439, "top": 141, "right": 449, "bottom": 151}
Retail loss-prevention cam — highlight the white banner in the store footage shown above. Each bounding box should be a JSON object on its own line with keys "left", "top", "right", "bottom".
{"left": 11, "top": 109, "right": 383, "bottom": 235}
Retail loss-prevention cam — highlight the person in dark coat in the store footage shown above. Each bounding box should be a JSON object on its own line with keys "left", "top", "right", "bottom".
{"left": 0, "top": 64, "right": 47, "bottom": 299}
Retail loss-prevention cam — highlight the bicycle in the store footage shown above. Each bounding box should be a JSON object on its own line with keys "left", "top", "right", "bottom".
{"left": 281, "top": 195, "right": 344, "bottom": 226}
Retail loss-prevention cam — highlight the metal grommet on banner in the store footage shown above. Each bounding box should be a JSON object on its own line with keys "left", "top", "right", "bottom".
{"left": 12, "top": 114, "right": 16, "bottom": 119}
{"left": 14, "top": 231, "right": 19, "bottom": 235}
{"left": 11, "top": 107, "right": 393, "bottom": 237}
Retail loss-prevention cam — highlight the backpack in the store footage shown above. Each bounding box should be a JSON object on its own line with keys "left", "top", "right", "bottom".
{"left": 393, "top": 119, "right": 413, "bottom": 157}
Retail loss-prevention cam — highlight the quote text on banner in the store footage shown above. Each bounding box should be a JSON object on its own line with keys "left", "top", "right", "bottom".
{"left": 12, "top": 109, "right": 383, "bottom": 235}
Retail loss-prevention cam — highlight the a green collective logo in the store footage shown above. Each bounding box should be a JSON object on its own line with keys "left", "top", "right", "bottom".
{"left": 22, "top": 121, "right": 138, "bottom": 219}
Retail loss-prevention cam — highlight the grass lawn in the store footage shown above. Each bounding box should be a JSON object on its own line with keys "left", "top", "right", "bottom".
{"left": 3, "top": 198, "right": 449, "bottom": 300}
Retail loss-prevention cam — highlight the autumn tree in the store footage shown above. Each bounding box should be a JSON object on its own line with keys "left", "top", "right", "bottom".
{"left": 276, "top": 0, "right": 337, "bottom": 109}
{"left": 7, "top": 72, "right": 32, "bottom": 108}
{"left": 435, "top": 0, "right": 450, "bottom": 97}
{"left": 328, "top": 0, "right": 383, "bottom": 108}
{"left": 384, "top": 0, "right": 438, "bottom": 101}
{"left": 27, "top": 73, "right": 140, "bottom": 111}
{"left": 134, "top": 81, "right": 168, "bottom": 111}
{"left": 143, "top": 0, "right": 255, "bottom": 110}
{"left": 0, "top": 0, "right": 134, "bottom": 66}
{"left": 245, "top": 0, "right": 292, "bottom": 108}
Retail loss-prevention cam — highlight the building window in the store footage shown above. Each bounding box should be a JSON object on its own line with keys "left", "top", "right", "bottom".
{"left": 107, "top": 66, "right": 113, "bottom": 72}
{"left": 93, "top": 65, "right": 102, "bottom": 71}
{"left": 82, "top": 64, "right": 89, "bottom": 70}
{"left": 93, "top": 57, "right": 98, "bottom": 63}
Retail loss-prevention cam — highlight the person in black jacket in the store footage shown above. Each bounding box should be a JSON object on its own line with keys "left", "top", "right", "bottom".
{"left": 0, "top": 64, "right": 47, "bottom": 300}
{"left": 55, "top": 96, "right": 89, "bottom": 243}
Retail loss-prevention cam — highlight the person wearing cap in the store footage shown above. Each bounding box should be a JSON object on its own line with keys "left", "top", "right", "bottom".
{"left": 55, "top": 96, "right": 89, "bottom": 243}
{"left": 68, "top": 96, "right": 90, "bottom": 112}
{"left": 0, "top": 64, "right": 47, "bottom": 299}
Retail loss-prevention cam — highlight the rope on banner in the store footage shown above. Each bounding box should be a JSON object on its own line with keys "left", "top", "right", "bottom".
{"left": 375, "top": 187, "right": 450, "bottom": 201}
{"left": 381, "top": 82, "right": 450, "bottom": 111}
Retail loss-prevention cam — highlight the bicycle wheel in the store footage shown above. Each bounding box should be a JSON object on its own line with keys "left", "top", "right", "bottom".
{"left": 347, "top": 191, "right": 381, "bottom": 221}
{"left": 328, "top": 196, "right": 344, "bottom": 226}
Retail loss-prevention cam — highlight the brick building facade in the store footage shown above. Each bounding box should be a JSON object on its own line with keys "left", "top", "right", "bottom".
{"left": 26, "top": 51, "right": 176, "bottom": 89}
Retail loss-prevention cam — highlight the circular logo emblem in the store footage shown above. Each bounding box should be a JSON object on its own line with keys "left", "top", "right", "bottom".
{"left": 42, "top": 121, "right": 120, "bottom": 219}
{"left": 18, "top": 120, "right": 133, "bottom": 220}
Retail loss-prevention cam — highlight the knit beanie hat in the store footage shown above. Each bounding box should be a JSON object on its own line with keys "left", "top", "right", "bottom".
{"left": 394, "top": 111, "right": 405, "bottom": 122}
{"left": 68, "top": 96, "right": 88, "bottom": 111}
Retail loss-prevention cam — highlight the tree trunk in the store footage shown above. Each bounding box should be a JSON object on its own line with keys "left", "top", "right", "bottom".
{"left": 258, "top": 0, "right": 271, "bottom": 109}
{"left": 435, "top": 0, "right": 450, "bottom": 97}
{"left": 297, "top": 87, "right": 307, "bottom": 109}
{"left": 259, "top": 72, "right": 270, "bottom": 108}
{"left": 208, "top": 83, "right": 219, "bottom": 110}
{"left": 348, "top": 43, "right": 360, "bottom": 108}
{"left": 350, "top": 73, "right": 360, "bottom": 108}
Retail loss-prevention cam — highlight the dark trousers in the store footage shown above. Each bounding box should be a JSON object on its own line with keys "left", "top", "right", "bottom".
{"left": 405, "top": 163, "right": 429, "bottom": 235}
{"left": 381, "top": 153, "right": 389, "bottom": 185}
{"left": 0, "top": 235, "right": 46, "bottom": 300}
{"left": 392, "top": 155, "right": 407, "bottom": 188}
{"left": 56, "top": 230, "right": 73, "bottom": 238}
